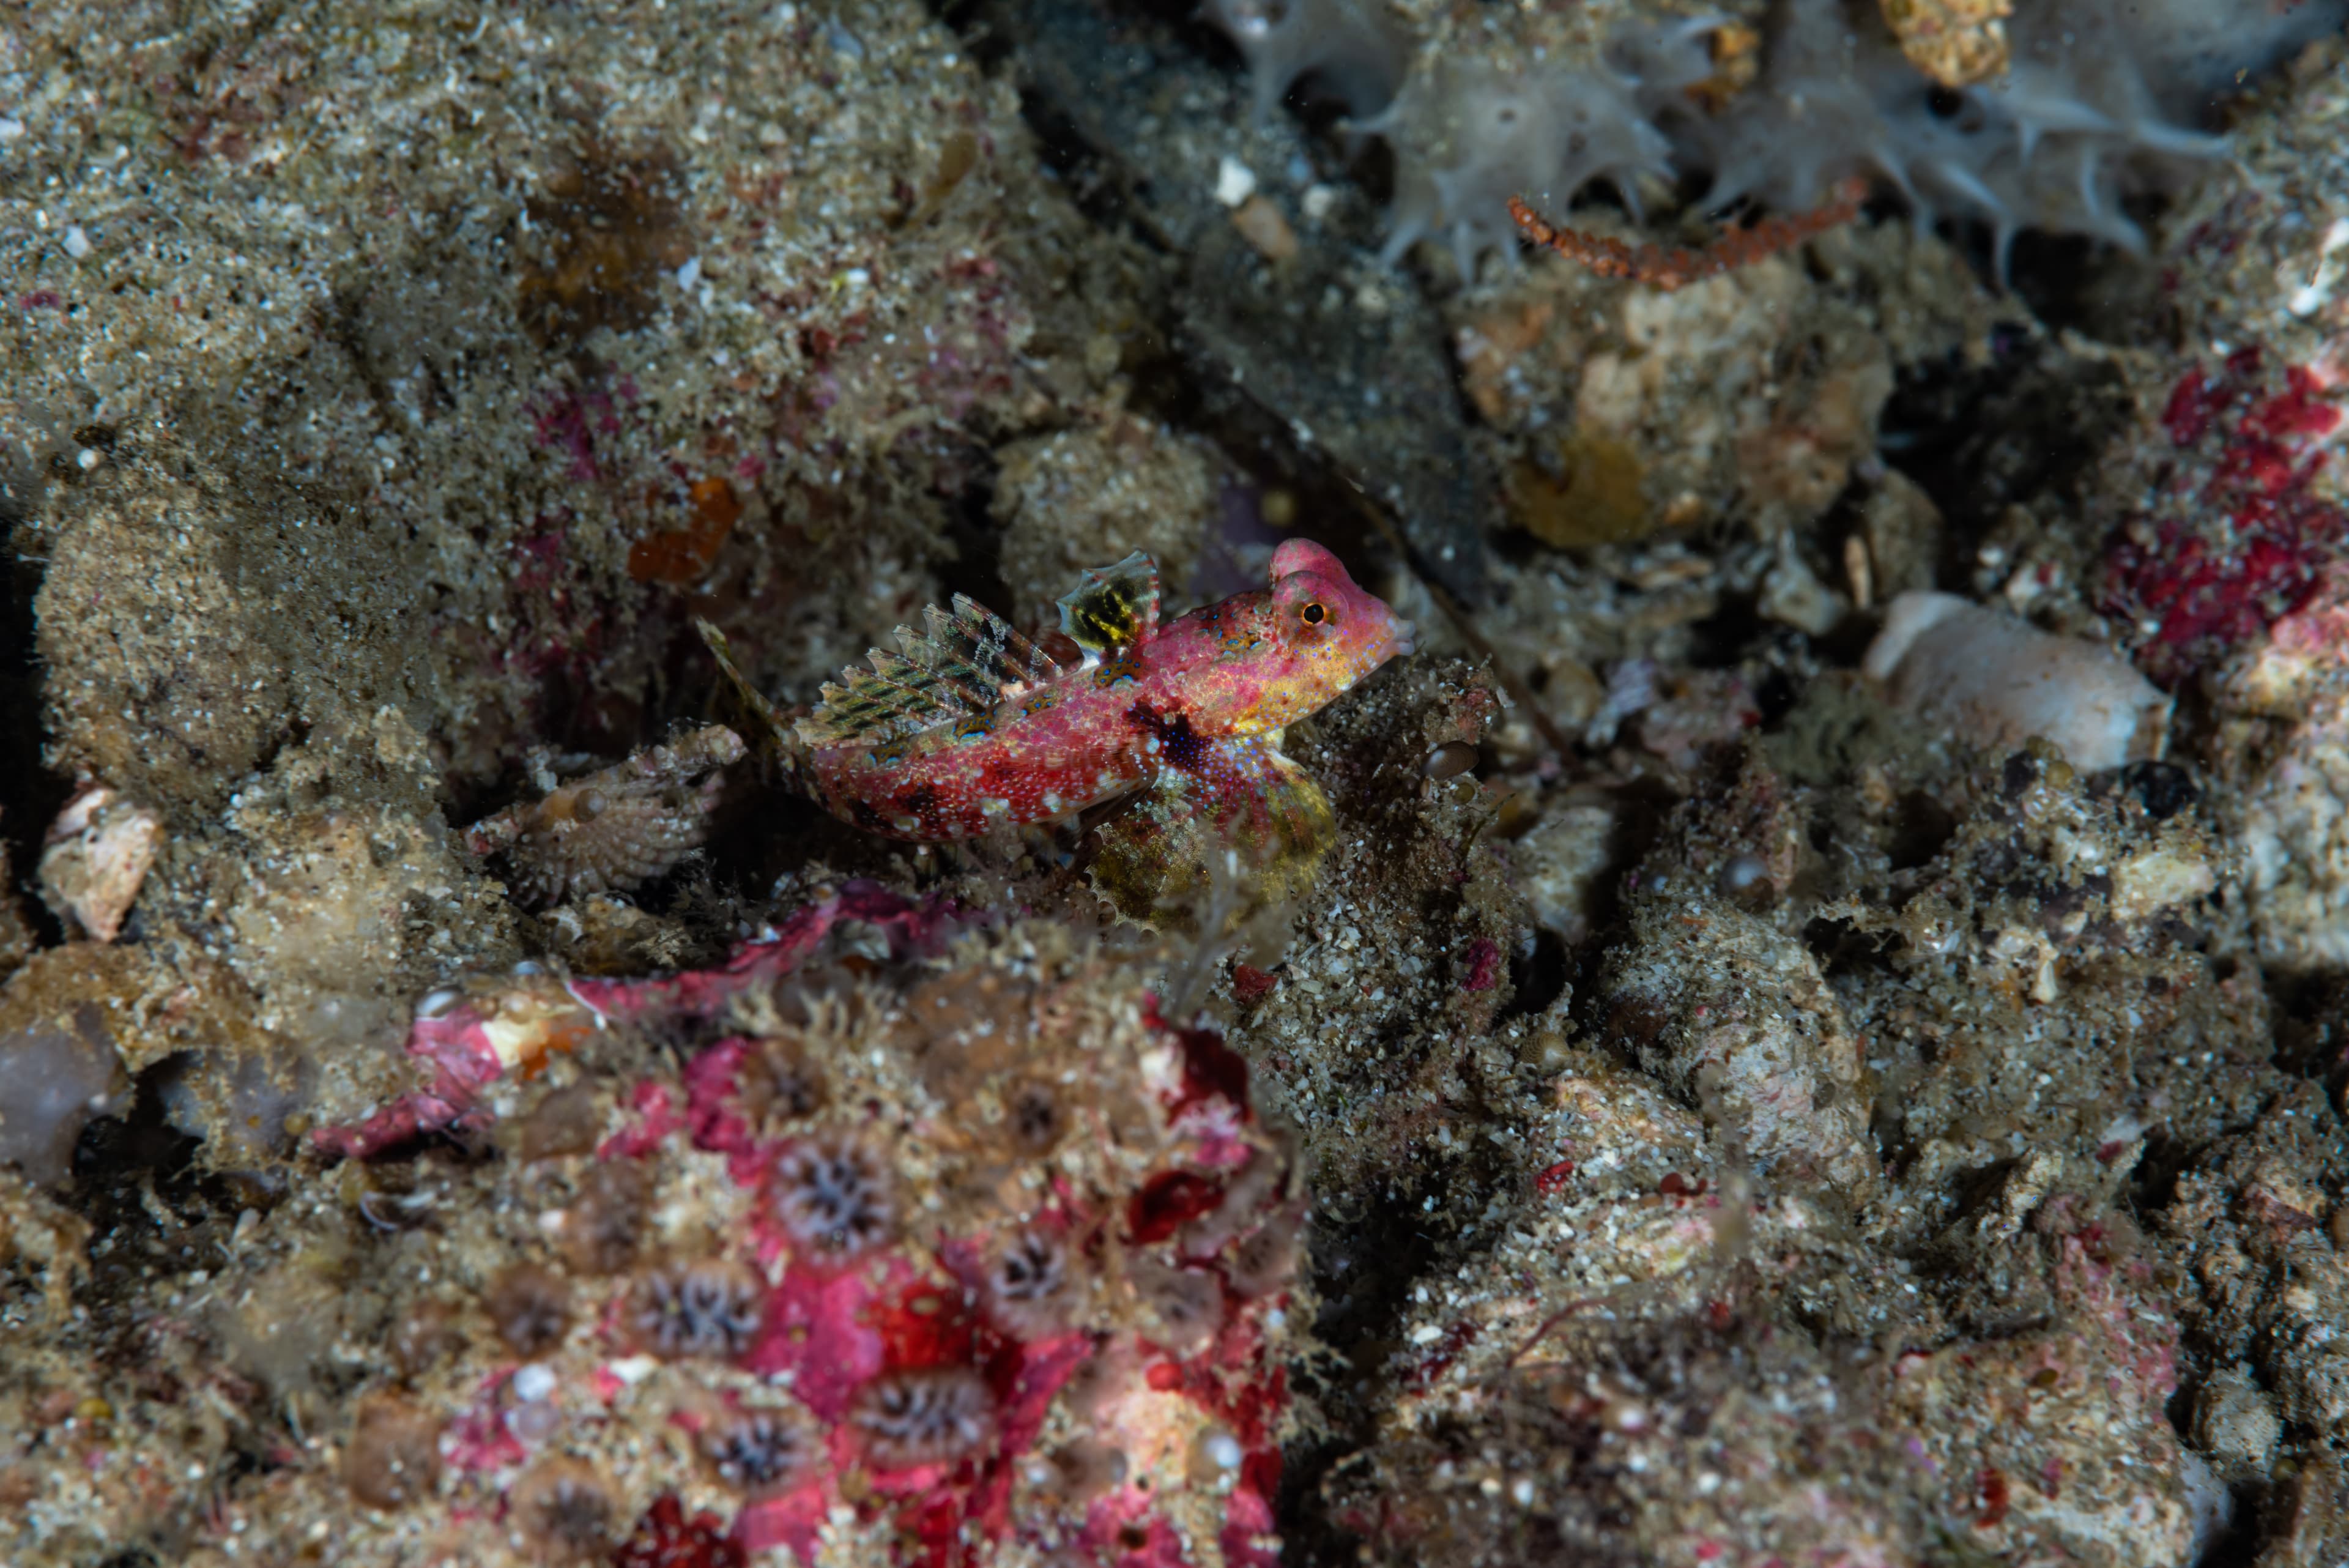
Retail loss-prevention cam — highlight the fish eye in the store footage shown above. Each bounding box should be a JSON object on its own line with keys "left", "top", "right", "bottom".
{"left": 1300, "top": 602, "right": 1327, "bottom": 626}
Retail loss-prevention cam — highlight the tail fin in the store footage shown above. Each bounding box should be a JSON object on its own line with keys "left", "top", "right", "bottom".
{"left": 695, "top": 617, "right": 811, "bottom": 788}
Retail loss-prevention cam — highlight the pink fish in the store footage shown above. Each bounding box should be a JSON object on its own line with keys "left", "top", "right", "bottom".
{"left": 702, "top": 540, "right": 1413, "bottom": 915}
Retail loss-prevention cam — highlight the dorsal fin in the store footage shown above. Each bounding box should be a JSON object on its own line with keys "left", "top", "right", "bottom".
{"left": 927, "top": 596, "right": 1059, "bottom": 696}
{"left": 1056, "top": 552, "right": 1162, "bottom": 655}
{"left": 798, "top": 591, "right": 1069, "bottom": 748}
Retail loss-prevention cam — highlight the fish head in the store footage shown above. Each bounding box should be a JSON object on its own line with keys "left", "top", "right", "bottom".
{"left": 1230, "top": 540, "right": 1414, "bottom": 731}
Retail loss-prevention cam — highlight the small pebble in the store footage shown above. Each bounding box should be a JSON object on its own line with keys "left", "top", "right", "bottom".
{"left": 1716, "top": 853, "right": 1773, "bottom": 905}
{"left": 1231, "top": 195, "right": 1297, "bottom": 262}
{"left": 1423, "top": 741, "right": 1479, "bottom": 781}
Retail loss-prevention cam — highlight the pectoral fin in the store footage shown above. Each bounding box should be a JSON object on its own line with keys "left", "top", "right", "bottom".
{"left": 1088, "top": 735, "right": 1335, "bottom": 929}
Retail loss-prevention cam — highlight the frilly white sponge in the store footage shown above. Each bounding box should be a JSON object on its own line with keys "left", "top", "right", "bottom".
{"left": 1362, "top": 50, "right": 1686, "bottom": 278}
{"left": 1679, "top": 0, "right": 2255, "bottom": 275}
{"left": 1863, "top": 590, "right": 2172, "bottom": 772}
{"left": 1201, "top": 0, "right": 2347, "bottom": 275}
{"left": 1202, "top": 0, "right": 1406, "bottom": 122}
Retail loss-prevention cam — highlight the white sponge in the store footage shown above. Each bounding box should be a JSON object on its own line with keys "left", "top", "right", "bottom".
{"left": 1865, "top": 591, "right": 2172, "bottom": 772}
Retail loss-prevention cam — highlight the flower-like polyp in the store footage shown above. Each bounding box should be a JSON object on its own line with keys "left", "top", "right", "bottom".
{"left": 316, "top": 886, "right": 1303, "bottom": 1566}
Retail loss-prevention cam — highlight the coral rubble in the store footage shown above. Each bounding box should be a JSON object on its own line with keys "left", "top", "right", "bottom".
{"left": 2, "top": 0, "right": 2348, "bottom": 1566}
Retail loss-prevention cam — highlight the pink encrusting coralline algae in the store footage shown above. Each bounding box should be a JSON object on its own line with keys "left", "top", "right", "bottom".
{"left": 313, "top": 882, "right": 959, "bottom": 1161}
{"left": 311, "top": 888, "right": 1305, "bottom": 1567}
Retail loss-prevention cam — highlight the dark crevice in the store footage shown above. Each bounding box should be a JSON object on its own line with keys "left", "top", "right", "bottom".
{"left": 1500, "top": 926, "right": 1572, "bottom": 1022}
{"left": 1013, "top": 90, "right": 1176, "bottom": 255}
{"left": 931, "top": 451, "right": 1013, "bottom": 620}
{"left": 67, "top": 1060, "right": 273, "bottom": 1353}
{"left": 1286, "top": 1162, "right": 1479, "bottom": 1566}
{"left": 2188, "top": 1481, "right": 2273, "bottom": 1568}
{"left": 1886, "top": 789, "right": 1958, "bottom": 871}
{"left": 1, "top": 505, "right": 72, "bottom": 946}
{"left": 1120, "top": 0, "right": 1248, "bottom": 75}
{"left": 2002, "top": 220, "right": 2175, "bottom": 348}
{"left": 1683, "top": 591, "right": 1765, "bottom": 669}
{"left": 1802, "top": 915, "right": 1904, "bottom": 978}
{"left": 2271, "top": 971, "right": 2349, "bottom": 1083}
{"left": 1877, "top": 332, "right": 2134, "bottom": 587}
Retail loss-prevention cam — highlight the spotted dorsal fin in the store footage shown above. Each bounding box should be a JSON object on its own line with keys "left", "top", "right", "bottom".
{"left": 1056, "top": 552, "right": 1162, "bottom": 655}
{"left": 916, "top": 595, "right": 1060, "bottom": 699}
{"left": 798, "top": 592, "right": 1065, "bottom": 748}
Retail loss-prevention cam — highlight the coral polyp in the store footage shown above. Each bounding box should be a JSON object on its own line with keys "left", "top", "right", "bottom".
{"left": 702, "top": 1405, "right": 821, "bottom": 1494}
{"left": 555, "top": 1158, "right": 651, "bottom": 1275}
{"left": 735, "top": 1035, "right": 828, "bottom": 1126}
{"left": 1129, "top": 1255, "right": 1226, "bottom": 1354}
{"left": 850, "top": 1366, "right": 1001, "bottom": 1471}
{"left": 982, "top": 1224, "right": 1082, "bottom": 1337}
{"left": 510, "top": 1458, "right": 623, "bottom": 1563}
{"left": 771, "top": 1133, "right": 896, "bottom": 1257}
{"left": 1004, "top": 1080, "right": 1066, "bottom": 1155}
{"left": 343, "top": 1395, "right": 443, "bottom": 1510}
{"left": 632, "top": 1260, "right": 766, "bottom": 1360}
{"left": 484, "top": 1263, "right": 574, "bottom": 1358}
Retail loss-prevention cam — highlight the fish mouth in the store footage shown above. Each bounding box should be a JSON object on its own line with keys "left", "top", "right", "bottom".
{"left": 1389, "top": 618, "right": 1417, "bottom": 658}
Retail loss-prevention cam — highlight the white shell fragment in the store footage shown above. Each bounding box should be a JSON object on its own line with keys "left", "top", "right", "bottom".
{"left": 1213, "top": 155, "right": 1258, "bottom": 208}
{"left": 38, "top": 784, "right": 163, "bottom": 943}
{"left": 1863, "top": 592, "right": 2171, "bottom": 772}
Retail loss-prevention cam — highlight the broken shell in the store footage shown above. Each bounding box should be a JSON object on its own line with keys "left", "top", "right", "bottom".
{"left": 38, "top": 785, "right": 163, "bottom": 943}
{"left": 1863, "top": 592, "right": 2170, "bottom": 772}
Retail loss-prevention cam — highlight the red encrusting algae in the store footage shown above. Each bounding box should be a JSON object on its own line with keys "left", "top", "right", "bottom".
{"left": 2102, "top": 346, "right": 2347, "bottom": 686}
